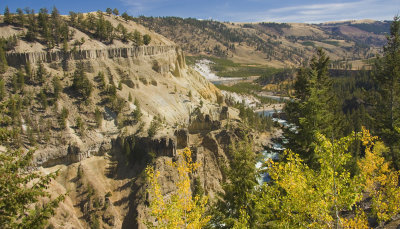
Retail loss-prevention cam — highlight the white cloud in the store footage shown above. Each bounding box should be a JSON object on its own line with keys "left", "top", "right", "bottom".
{"left": 118, "top": 0, "right": 400, "bottom": 23}
{"left": 254, "top": 0, "right": 399, "bottom": 23}
{"left": 119, "top": 0, "right": 168, "bottom": 14}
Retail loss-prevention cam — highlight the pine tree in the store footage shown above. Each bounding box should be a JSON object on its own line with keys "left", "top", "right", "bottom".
{"left": 121, "top": 12, "right": 130, "bottom": 21}
{"left": 4, "top": 6, "right": 12, "bottom": 24}
{"left": 117, "top": 23, "right": 130, "bottom": 42}
{"left": 133, "top": 30, "right": 143, "bottom": 46}
{"left": 0, "top": 148, "right": 65, "bottom": 228}
{"left": 0, "top": 79, "right": 5, "bottom": 101}
{"left": 36, "top": 62, "right": 46, "bottom": 85}
{"left": 72, "top": 63, "right": 93, "bottom": 100}
{"left": 128, "top": 92, "right": 132, "bottom": 102}
{"left": 371, "top": 16, "right": 400, "bottom": 169}
{"left": 59, "top": 107, "right": 69, "bottom": 129}
{"left": 132, "top": 98, "right": 142, "bottom": 121}
{"left": 38, "top": 89, "right": 48, "bottom": 110}
{"left": 25, "top": 9, "right": 38, "bottom": 41}
{"left": 282, "top": 48, "right": 338, "bottom": 166}
{"left": 52, "top": 76, "right": 62, "bottom": 100}
{"left": 38, "top": 8, "right": 51, "bottom": 45}
{"left": 106, "top": 8, "right": 112, "bottom": 15}
{"left": 16, "top": 8, "right": 24, "bottom": 27}
{"left": 51, "top": 7, "right": 61, "bottom": 43}
{"left": 68, "top": 11, "right": 77, "bottom": 27}
{"left": 94, "top": 108, "right": 102, "bottom": 128}
{"left": 211, "top": 138, "right": 259, "bottom": 228}
{"left": 112, "top": 8, "right": 119, "bottom": 16}
{"left": 75, "top": 116, "right": 84, "bottom": 136}
{"left": 16, "top": 68, "right": 25, "bottom": 91}
{"left": 97, "top": 71, "right": 106, "bottom": 89}
{"left": 143, "top": 34, "right": 152, "bottom": 45}
{"left": 0, "top": 40, "right": 7, "bottom": 73}
{"left": 24, "top": 62, "right": 32, "bottom": 83}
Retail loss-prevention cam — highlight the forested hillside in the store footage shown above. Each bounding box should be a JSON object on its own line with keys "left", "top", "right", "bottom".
{"left": 135, "top": 16, "right": 389, "bottom": 67}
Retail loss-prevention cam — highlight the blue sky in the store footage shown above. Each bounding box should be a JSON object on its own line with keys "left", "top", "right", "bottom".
{"left": 0, "top": 0, "right": 399, "bottom": 23}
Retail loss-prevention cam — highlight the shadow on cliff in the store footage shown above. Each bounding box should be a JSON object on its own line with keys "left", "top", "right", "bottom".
{"left": 106, "top": 137, "right": 157, "bottom": 229}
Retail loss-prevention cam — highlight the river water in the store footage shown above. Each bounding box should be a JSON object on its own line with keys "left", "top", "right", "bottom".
{"left": 192, "top": 58, "right": 289, "bottom": 183}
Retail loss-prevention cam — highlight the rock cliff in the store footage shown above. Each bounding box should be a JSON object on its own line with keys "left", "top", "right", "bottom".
{"left": 6, "top": 45, "right": 178, "bottom": 66}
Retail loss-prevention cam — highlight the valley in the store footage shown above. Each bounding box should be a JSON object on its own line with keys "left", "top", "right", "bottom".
{"left": 0, "top": 5, "right": 400, "bottom": 229}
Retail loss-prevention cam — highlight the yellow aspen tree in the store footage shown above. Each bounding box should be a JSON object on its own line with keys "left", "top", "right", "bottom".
{"left": 145, "top": 148, "right": 210, "bottom": 228}
{"left": 358, "top": 128, "right": 400, "bottom": 225}
{"left": 255, "top": 128, "right": 400, "bottom": 228}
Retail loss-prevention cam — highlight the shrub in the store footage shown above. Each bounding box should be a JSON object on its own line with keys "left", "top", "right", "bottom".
{"left": 148, "top": 116, "right": 161, "bottom": 138}
{"left": 143, "top": 34, "right": 151, "bottom": 45}
{"left": 94, "top": 108, "right": 102, "bottom": 128}
{"left": 59, "top": 107, "right": 69, "bottom": 129}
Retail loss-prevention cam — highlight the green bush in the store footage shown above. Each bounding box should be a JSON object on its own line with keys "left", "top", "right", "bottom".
{"left": 143, "top": 34, "right": 151, "bottom": 45}
{"left": 148, "top": 116, "right": 161, "bottom": 138}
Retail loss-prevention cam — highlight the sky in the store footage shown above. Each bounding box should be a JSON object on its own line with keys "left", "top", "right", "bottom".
{"left": 0, "top": 0, "right": 399, "bottom": 23}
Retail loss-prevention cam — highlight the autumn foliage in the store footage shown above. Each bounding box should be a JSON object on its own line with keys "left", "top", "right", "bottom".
{"left": 256, "top": 127, "right": 400, "bottom": 228}
{"left": 145, "top": 148, "right": 210, "bottom": 228}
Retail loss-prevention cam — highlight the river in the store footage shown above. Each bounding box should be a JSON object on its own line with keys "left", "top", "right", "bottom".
{"left": 193, "top": 59, "right": 289, "bottom": 183}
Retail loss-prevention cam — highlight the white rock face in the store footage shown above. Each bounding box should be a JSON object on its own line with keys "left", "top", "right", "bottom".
{"left": 193, "top": 59, "right": 245, "bottom": 81}
{"left": 221, "top": 90, "right": 260, "bottom": 108}
{"left": 193, "top": 59, "right": 221, "bottom": 81}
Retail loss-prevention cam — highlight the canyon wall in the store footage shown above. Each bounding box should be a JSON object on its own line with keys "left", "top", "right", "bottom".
{"left": 6, "top": 45, "right": 178, "bottom": 66}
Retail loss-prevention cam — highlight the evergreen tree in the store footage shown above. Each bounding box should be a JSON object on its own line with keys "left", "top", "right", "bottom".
{"left": 95, "top": 11, "right": 114, "bottom": 42}
{"left": 211, "top": 138, "right": 259, "bottom": 228}
{"left": 0, "top": 148, "right": 64, "bottom": 228}
{"left": 68, "top": 11, "right": 77, "bottom": 26}
{"left": 132, "top": 98, "right": 142, "bottom": 121}
{"left": 121, "top": 12, "right": 129, "bottom": 21}
{"left": 282, "top": 48, "right": 338, "bottom": 166}
{"left": 371, "top": 16, "right": 400, "bottom": 169}
{"left": 38, "top": 8, "right": 51, "bottom": 45}
{"left": 52, "top": 76, "right": 62, "bottom": 100}
{"left": 0, "top": 79, "right": 5, "bottom": 101}
{"left": 51, "top": 7, "right": 62, "bottom": 45}
{"left": 25, "top": 9, "right": 38, "bottom": 41}
{"left": 72, "top": 63, "right": 93, "bottom": 100}
{"left": 133, "top": 30, "right": 143, "bottom": 46}
{"left": 128, "top": 92, "right": 132, "bottom": 102}
{"left": 116, "top": 23, "right": 130, "bottom": 42}
{"left": 16, "top": 68, "right": 25, "bottom": 91}
{"left": 143, "top": 34, "right": 152, "bottom": 45}
{"left": 36, "top": 62, "right": 46, "bottom": 85}
{"left": 94, "top": 108, "right": 102, "bottom": 128}
{"left": 75, "top": 116, "right": 84, "bottom": 136}
{"left": 59, "top": 107, "right": 69, "bottom": 129}
{"left": 106, "top": 8, "right": 112, "bottom": 15}
{"left": 38, "top": 89, "right": 48, "bottom": 110}
{"left": 0, "top": 40, "right": 7, "bottom": 73}
{"left": 112, "top": 8, "right": 119, "bottom": 16}
{"left": 16, "top": 8, "right": 24, "bottom": 27}
{"left": 4, "top": 6, "right": 12, "bottom": 24}
{"left": 24, "top": 62, "right": 32, "bottom": 83}
{"left": 148, "top": 116, "right": 161, "bottom": 137}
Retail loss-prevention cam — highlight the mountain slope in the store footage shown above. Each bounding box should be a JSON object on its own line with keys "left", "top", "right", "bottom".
{"left": 134, "top": 17, "right": 389, "bottom": 67}
{"left": 0, "top": 11, "right": 238, "bottom": 228}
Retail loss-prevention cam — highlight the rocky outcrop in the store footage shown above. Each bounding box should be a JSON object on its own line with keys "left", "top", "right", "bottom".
{"left": 34, "top": 139, "right": 112, "bottom": 168}
{"left": 114, "top": 135, "right": 176, "bottom": 162}
{"left": 220, "top": 106, "right": 229, "bottom": 120}
{"left": 189, "top": 113, "right": 221, "bottom": 134}
{"left": 175, "top": 129, "right": 189, "bottom": 149}
{"left": 6, "top": 45, "right": 177, "bottom": 66}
